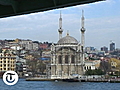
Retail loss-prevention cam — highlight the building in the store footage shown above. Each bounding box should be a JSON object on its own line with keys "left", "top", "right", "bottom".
{"left": 84, "top": 60, "right": 101, "bottom": 72}
{"left": 85, "top": 47, "right": 96, "bottom": 54}
{"left": 110, "top": 42, "right": 115, "bottom": 51}
{"left": 19, "top": 39, "right": 33, "bottom": 50}
{"left": 0, "top": 48, "right": 16, "bottom": 72}
{"left": 84, "top": 62, "right": 95, "bottom": 71}
{"left": 32, "top": 42, "right": 39, "bottom": 50}
{"left": 50, "top": 11, "right": 85, "bottom": 79}
{"left": 39, "top": 43, "right": 48, "bottom": 49}
{"left": 101, "top": 46, "right": 108, "bottom": 53}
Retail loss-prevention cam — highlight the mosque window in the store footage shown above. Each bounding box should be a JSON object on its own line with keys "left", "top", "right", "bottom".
{"left": 4, "top": 61, "right": 6, "bottom": 63}
{"left": 84, "top": 66, "right": 86, "bottom": 70}
{"left": 58, "top": 55, "right": 62, "bottom": 64}
{"left": 65, "top": 55, "right": 69, "bottom": 64}
{"left": 71, "top": 55, "right": 75, "bottom": 63}
{"left": 89, "top": 66, "right": 91, "bottom": 69}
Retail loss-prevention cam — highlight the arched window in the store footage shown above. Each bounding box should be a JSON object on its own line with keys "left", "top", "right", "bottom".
{"left": 58, "top": 55, "right": 62, "bottom": 64}
{"left": 89, "top": 66, "right": 91, "bottom": 69}
{"left": 65, "top": 55, "right": 69, "bottom": 64}
{"left": 71, "top": 55, "right": 75, "bottom": 63}
{"left": 84, "top": 66, "right": 86, "bottom": 70}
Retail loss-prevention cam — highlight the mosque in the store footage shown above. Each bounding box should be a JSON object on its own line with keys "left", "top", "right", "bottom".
{"left": 50, "top": 11, "right": 86, "bottom": 79}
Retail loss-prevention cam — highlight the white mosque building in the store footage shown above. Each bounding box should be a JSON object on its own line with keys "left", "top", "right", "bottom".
{"left": 50, "top": 11, "right": 86, "bottom": 79}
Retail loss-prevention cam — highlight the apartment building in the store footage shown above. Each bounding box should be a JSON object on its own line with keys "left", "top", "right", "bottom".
{"left": 0, "top": 48, "right": 16, "bottom": 72}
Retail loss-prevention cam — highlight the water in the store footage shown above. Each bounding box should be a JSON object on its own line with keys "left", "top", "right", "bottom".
{"left": 0, "top": 79, "right": 120, "bottom": 90}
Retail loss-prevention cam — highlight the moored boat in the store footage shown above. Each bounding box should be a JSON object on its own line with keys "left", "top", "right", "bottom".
{"left": 62, "top": 78, "right": 79, "bottom": 82}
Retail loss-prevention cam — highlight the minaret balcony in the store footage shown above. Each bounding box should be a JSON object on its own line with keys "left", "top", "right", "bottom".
{"left": 58, "top": 29, "right": 63, "bottom": 32}
{"left": 81, "top": 27, "right": 85, "bottom": 32}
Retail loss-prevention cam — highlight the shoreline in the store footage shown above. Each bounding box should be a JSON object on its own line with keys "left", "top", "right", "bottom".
{"left": 25, "top": 77, "right": 120, "bottom": 83}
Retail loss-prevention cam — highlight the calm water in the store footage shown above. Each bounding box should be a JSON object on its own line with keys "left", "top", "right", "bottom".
{"left": 0, "top": 79, "right": 120, "bottom": 90}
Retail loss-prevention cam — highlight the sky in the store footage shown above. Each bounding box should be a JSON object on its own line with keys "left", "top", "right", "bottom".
{"left": 0, "top": 0, "right": 120, "bottom": 50}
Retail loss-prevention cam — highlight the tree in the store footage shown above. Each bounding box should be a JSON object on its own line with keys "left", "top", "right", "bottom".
{"left": 85, "top": 69, "right": 104, "bottom": 75}
{"left": 36, "top": 60, "right": 46, "bottom": 74}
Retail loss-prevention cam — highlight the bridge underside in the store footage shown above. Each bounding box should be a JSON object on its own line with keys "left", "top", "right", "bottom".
{"left": 0, "top": 0, "right": 103, "bottom": 18}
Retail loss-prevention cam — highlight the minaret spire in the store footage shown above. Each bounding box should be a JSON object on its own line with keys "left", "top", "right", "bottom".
{"left": 59, "top": 11, "right": 62, "bottom": 29}
{"left": 58, "top": 11, "right": 63, "bottom": 39}
{"left": 81, "top": 10, "right": 84, "bottom": 28}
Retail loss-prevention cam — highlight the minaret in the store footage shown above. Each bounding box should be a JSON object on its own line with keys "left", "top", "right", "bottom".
{"left": 80, "top": 10, "right": 85, "bottom": 65}
{"left": 81, "top": 10, "right": 85, "bottom": 47}
{"left": 58, "top": 11, "right": 63, "bottom": 39}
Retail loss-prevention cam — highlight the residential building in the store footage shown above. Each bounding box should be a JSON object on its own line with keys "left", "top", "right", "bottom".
{"left": 0, "top": 48, "right": 16, "bottom": 72}
{"left": 40, "top": 44, "right": 48, "bottom": 49}
{"left": 19, "top": 39, "right": 33, "bottom": 50}
{"left": 32, "top": 42, "right": 39, "bottom": 50}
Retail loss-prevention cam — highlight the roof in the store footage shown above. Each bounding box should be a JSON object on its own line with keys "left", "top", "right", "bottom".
{"left": 0, "top": 0, "right": 103, "bottom": 18}
{"left": 57, "top": 35, "right": 78, "bottom": 44}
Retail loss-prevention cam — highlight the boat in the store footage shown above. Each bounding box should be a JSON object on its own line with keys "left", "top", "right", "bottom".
{"left": 62, "top": 78, "right": 79, "bottom": 82}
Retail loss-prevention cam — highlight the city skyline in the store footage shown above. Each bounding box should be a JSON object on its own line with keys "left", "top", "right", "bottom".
{"left": 0, "top": 0, "right": 119, "bottom": 49}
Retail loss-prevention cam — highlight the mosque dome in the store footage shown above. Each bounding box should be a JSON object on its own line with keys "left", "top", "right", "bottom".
{"left": 57, "top": 35, "right": 78, "bottom": 44}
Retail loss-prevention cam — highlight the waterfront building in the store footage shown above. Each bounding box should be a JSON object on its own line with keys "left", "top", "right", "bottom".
{"left": 0, "top": 48, "right": 16, "bottom": 72}
{"left": 84, "top": 60, "right": 101, "bottom": 72}
{"left": 50, "top": 11, "right": 85, "bottom": 79}
{"left": 84, "top": 61, "right": 96, "bottom": 71}
{"left": 16, "top": 59, "right": 28, "bottom": 77}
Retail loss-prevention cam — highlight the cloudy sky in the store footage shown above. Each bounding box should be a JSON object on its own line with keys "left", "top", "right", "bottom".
{"left": 0, "top": 0, "right": 120, "bottom": 50}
